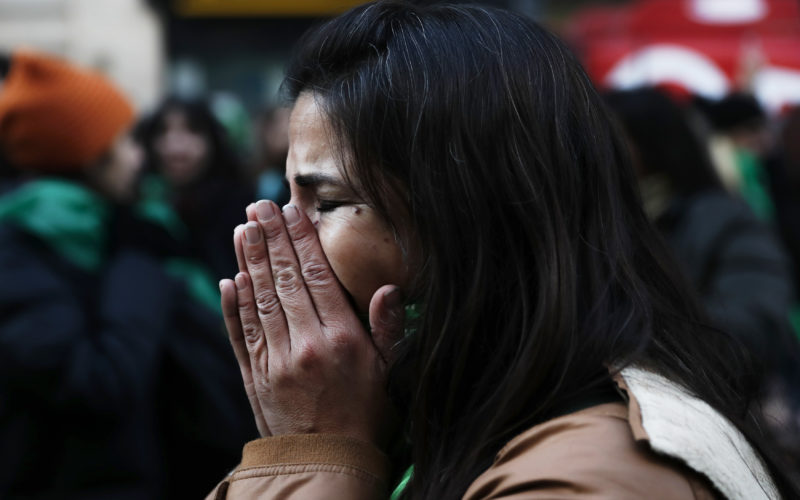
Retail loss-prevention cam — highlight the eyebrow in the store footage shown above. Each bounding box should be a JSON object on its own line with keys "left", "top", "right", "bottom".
{"left": 292, "top": 173, "right": 347, "bottom": 188}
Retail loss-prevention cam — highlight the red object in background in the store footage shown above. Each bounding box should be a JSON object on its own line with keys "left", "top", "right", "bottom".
{"left": 566, "top": 0, "right": 800, "bottom": 112}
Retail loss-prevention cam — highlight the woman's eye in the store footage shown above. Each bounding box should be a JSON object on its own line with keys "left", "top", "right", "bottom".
{"left": 315, "top": 200, "right": 344, "bottom": 213}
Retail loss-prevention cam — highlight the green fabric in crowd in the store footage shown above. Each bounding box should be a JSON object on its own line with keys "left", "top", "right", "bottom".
{"left": 0, "top": 177, "right": 221, "bottom": 315}
{"left": 735, "top": 149, "right": 775, "bottom": 222}
{"left": 137, "top": 175, "right": 220, "bottom": 315}
{"left": 135, "top": 174, "right": 188, "bottom": 239}
{"left": 165, "top": 258, "right": 222, "bottom": 315}
{"left": 0, "top": 178, "right": 110, "bottom": 271}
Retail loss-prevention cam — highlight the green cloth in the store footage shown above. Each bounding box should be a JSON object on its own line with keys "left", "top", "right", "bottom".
{"left": 135, "top": 175, "right": 188, "bottom": 240}
{"left": 137, "top": 175, "right": 221, "bottom": 314}
{"left": 165, "top": 258, "right": 222, "bottom": 315}
{"left": 735, "top": 149, "right": 775, "bottom": 222}
{"left": 0, "top": 177, "right": 221, "bottom": 314}
{"left": 390, "top": 465, "right": 413, "bottom": 500}
{"left": 0, "top": 178, "right": 110, "bottom": 271}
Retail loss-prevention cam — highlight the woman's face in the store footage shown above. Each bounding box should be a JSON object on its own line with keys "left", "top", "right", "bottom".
{"left": 88, "top": 132, "right": 144, "bottom": 204}
{"left": 154, "top": 109, "right": 210, "bottom": 186}
{"left": 285, "top": 93, "right": 411, "bottom": 313}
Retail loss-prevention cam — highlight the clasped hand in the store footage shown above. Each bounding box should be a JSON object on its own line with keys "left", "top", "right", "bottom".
{"left": 219, "top": 200, "right": 404, "bottom": 447}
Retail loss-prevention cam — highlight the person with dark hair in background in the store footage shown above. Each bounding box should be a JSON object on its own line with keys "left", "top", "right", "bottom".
{"left": 605, "top": 88, "right": 795, "bottom": 366}
{"left": 606, "top": 87, "right": 800, "bottom": 463}
{"left": 0, "top": 51, "right": 256, "bottom": 499}
{"left": 697, "top": 92, "right": 776, "bottom": 221}
{"left": 210, "top": 2, "right": 798, "bottom": 498}
{"left": 132, "top": 97, "right": 262, "bottom": 497}
{"left": 136, "top": 96, "right": 255, "bottom": 282}
{"left": 0, "top": 49, "right": 166, "bottom": 498}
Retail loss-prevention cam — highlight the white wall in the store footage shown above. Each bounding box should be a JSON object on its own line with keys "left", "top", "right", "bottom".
{"left": 0, "top": 0, "right": 164, "bottom": 111}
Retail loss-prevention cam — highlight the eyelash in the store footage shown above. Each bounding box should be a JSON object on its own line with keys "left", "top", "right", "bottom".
{"left": 315, "top": 200, "right": 345, "bottom": 213}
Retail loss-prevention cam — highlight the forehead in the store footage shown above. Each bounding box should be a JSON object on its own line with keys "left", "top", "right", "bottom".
{"left": 287, "top": 93, "right": 342, "bottom": 178}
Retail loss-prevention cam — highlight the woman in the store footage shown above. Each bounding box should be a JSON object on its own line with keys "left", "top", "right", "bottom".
{"left": 605, "top": 88, "right": 797, "bottom": 368}
{"left": 213, "top": 2, "right": 798, "bottom": 498}
{"left": 136, "top": 96, "right": 254, "bottom": 281}
{"left": 0, "top": 51, "right": 254, "bottom": 499}
{"left": 0, "top": 49, "right": 168, "bottom": 498}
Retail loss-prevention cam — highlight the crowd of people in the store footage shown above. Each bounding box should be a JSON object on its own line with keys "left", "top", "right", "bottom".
{"left": 0, "top": 50, "right": 280, "bottom": 498}
{"left": 1, "top": 1, "right": 799, "bottom": 498}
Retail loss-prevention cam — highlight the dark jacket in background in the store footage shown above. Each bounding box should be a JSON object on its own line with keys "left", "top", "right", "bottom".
{"left": 171, "top": 177, "right": 253, "bottom": 282}
{"left": 0, "top": 179, "right": 256, "bottom": 499}
{"left": 0, "top": 223, "right": 170, "bottom": 499}
{"left": 656, "top": 189, "right": 799, "bottom": 378}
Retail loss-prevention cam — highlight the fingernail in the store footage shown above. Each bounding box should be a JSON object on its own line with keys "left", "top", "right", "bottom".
{"left": 235, "top": 273, "right": 247, "bottom": 290}
{"left": 245, "top": 222, "right": 260, "bottom": 244}
{"left": 283, "top": 204, "right": 301, "bottom": 226}
{"left": 385, "top": 287, "right": 403, "bottom": 307}
{"left": 256, "top": 200, "right": 276, "bottom": 221}
{"left": 219, "top": 280, "right": 225, "bottom": 291}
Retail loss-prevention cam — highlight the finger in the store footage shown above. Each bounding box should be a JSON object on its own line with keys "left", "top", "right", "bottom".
{"left": 246, "top": 202, "right": 257, "bottom": 223}
{"left": 241, "top": 220, "right": 291, "bottom": 355}
{"left": 221, "top": 278, "right": 270, "bottom": 436}
{"left": 253, "top": 202, "right": 320, "bottom": 346}
{"left": 278, "top": 203, "right": 352, "bottom": 324}
{"left": 234, "top": 224, "right": 247, "bottom": 273}
{"left": 368, "top": 285, "right": 406, "bottom": 366}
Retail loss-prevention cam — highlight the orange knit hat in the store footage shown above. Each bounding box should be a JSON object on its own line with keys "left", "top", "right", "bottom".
{"left": 0, "top": 50, "right": 135, "bottom": 172}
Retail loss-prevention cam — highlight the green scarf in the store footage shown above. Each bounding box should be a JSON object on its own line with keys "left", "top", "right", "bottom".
{"left": 0, "top": 178, "right": 110, "bottom": 271}
{"left": 0, "top": 177, "right": 221, "bottom": 314}
{"left": 735, "top": 149, "right": 775, "bottom": 222}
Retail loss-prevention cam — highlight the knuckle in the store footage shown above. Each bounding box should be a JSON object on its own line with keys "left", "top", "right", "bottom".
{"left": 242, "top": 323, "right": 263, "bottom": 347}
{"left": 291, "top": 227, "right": 315, "bottom": 247}
{"left": 273, "top": 266, "right": 301, "bottom": 295}
{"left": 236, "top": 289, "right": 254, "bottom": 309}
{"left": 262, "top": 221, "right": 284, "bottom": 240}
{"left": 327, "top": 330, "right": 357, "bottom": 355}
{"left": 301, "top": 261, "right": 332, "bottom": 287}
{"left": 295, "top": 340, "right": 320, "bottom": 369}
{"left": 270, "top": 360, "right": 292, "bottom": 386}
{"left": 246, "top": 251, "right": 264, "bottom": 266}
{"left": 255, "top": 289, "right": 282, "bottom": 316}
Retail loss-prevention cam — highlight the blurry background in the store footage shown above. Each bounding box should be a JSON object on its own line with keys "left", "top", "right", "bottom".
{"left": 2, "top": 0, "right": 797, "bottom": 156}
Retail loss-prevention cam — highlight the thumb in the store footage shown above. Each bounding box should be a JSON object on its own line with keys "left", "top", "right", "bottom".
{"left": 368, "top": 284, "right": 405, "bottom": 367}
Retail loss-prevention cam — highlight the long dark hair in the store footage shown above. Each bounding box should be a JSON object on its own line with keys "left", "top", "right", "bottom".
{"left": 284, "top": 2, "right": 798, "bottom": 498}
{"left": 136, "top": 96, "right": 243, "bottom": 183}
{"left": 605, "top": 87, "right": 722, "bottom": 195}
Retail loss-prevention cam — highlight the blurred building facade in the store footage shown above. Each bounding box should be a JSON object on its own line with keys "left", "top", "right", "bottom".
{"left": 0, "top": 0, "right": 164, "bottom": 111}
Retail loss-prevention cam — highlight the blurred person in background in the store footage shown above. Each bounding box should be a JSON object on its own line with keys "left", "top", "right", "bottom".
{"left": 136, "top": 96, "right": 255, "bottom": 281}
{"left": 606, "top": 87, "right": 800, "bottom": 462}
{"left": 701, "top": 94, "right": 800, "bottom": 341}
{"left": 698, "top": 93, "right": 776, "bottom": 221}
{"left": 0, "top": 49, "right": 165, "bottom": 499}
{"left": 0, "top": 51, "right": 255, "bottom": 499}
{"left": 253, "top": 105, "right": 291, "bottom": 206}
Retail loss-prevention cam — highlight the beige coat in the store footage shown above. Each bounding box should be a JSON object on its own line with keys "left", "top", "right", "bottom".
{"left": 207, "top": 368, "right": 780, "bottom": 499}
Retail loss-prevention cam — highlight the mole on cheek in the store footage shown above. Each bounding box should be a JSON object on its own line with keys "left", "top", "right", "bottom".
{"left": 353, "top": 206, "right": 362, "bottom": 215}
